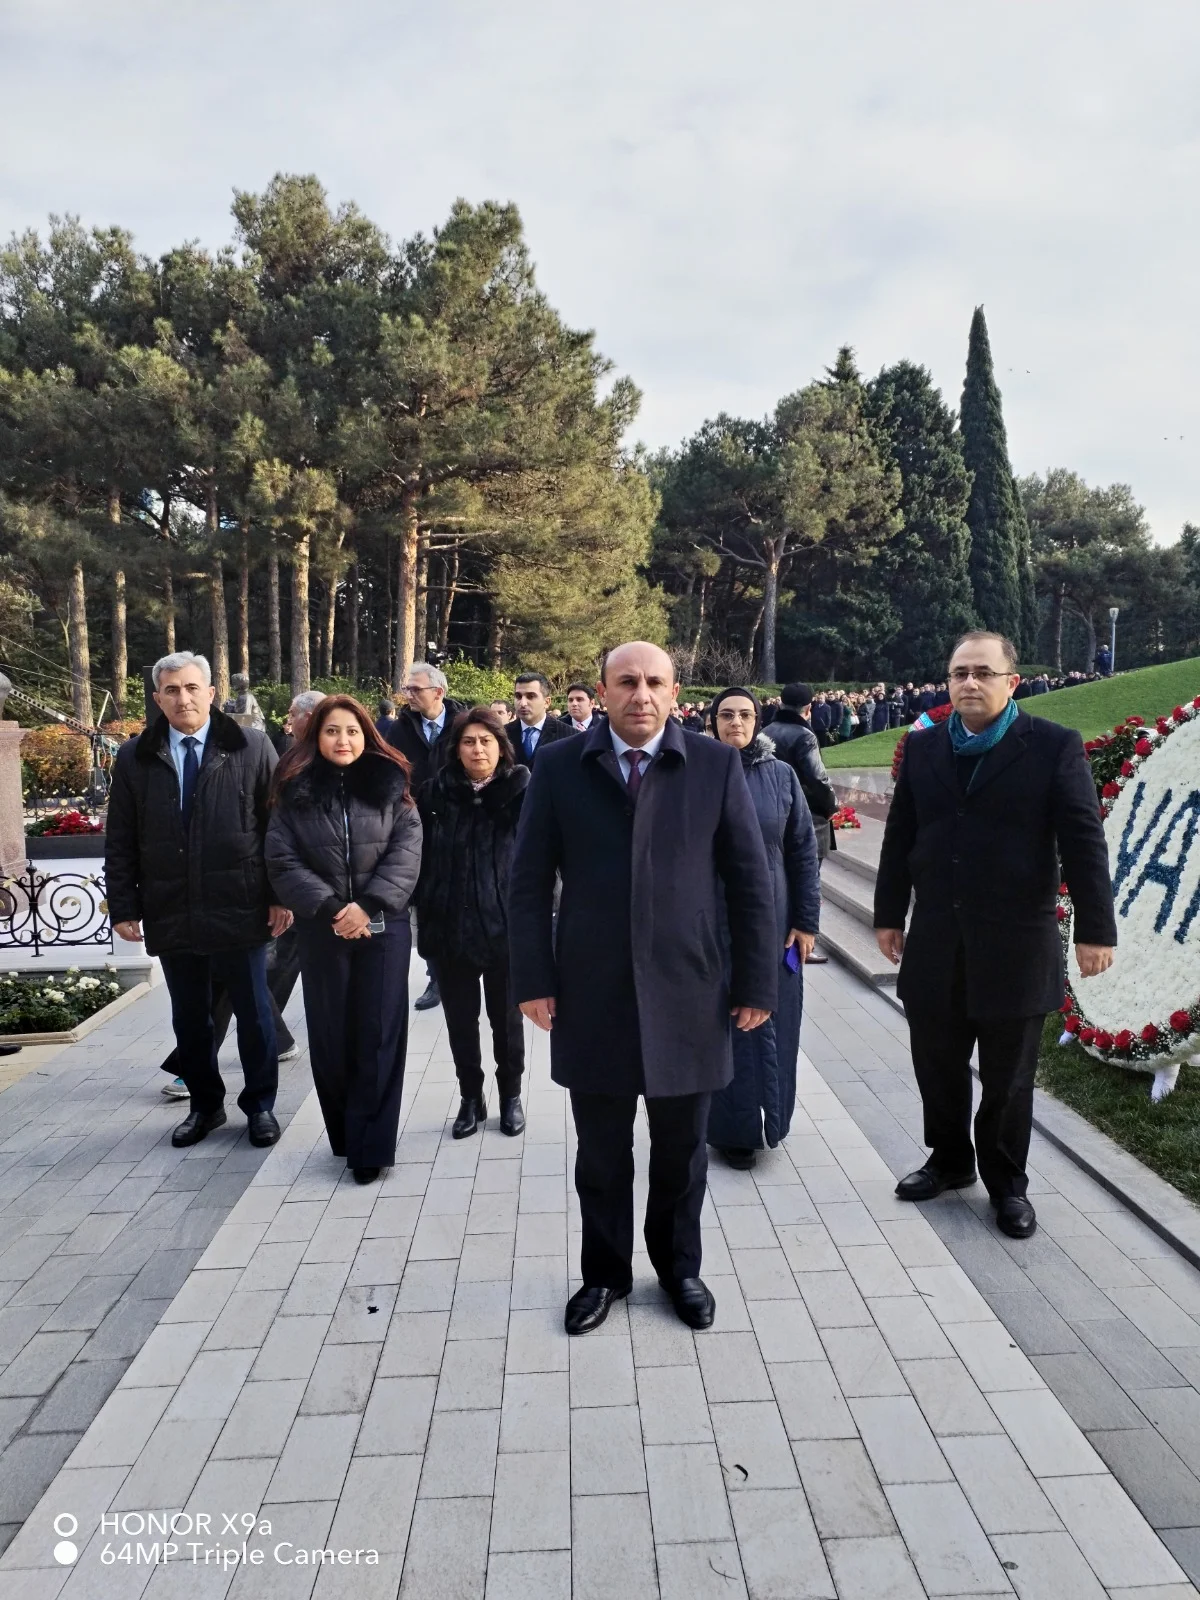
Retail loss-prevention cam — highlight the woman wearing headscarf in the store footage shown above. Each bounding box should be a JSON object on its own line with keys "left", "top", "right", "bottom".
{"left": 707, "top": 687, "right": 821, "bottom": 1168}
{"left": 266, "top": 695, "right": 422, "bottom": 1184}
{"left": 415, "top": 706, "right": 530, "bottom": 1140}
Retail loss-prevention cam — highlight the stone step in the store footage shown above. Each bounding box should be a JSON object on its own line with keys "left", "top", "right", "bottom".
{"left": 815, "top": 899, "right": 898, "bottom": 989}
{"left": 821, "top": 857, "right": 876, "bottom": 928}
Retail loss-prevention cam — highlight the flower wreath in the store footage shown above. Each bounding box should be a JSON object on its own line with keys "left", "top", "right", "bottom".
{"left": 1058, "top": 695, "right": 1200, "bottom": 1074}
{"left": 890, "top": 702, "right": 953, "bottom": 780}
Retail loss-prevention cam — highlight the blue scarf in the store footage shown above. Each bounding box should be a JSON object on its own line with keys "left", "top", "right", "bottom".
{"left": 947, "top": 698, "right": 1018, "bottom": 757}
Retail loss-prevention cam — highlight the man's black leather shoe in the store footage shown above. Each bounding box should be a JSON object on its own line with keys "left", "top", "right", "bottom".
{"left": 415, "top": 982, "right": 441, "bottom": 1011}
{"left": 353, "top": 1166, "right": 381, "bottom": 1185}
{"left": 660, "top": 1276, "right": 716, "bottom": 1329}
{"left": 895, "top": 1163, "right": 977, "bottom": 1201}
{"left": 564, "top": 1284, "right": 629, "bottom": 1335}
{"left": 453, "top": 1097, "right": 486, "bottom": 1139}
{"left": 996, "top": 1196, "right": 1037, "bottom": 1239}
{"left": 720, "top": 1147, "right": 757, "bottom": 1171}
{"left": 247, "top": 1111, "right": 281, "bottom": 1148}
{"left": 171, "top": 1107, "right": 227, "bottom": 1148}
{"left": 499, "top": 1097, "right": 525, "bottom": 1137}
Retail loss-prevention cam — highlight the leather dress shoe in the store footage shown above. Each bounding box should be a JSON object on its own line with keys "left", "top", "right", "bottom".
{"left": 660, "top": 1276, "right": 716, "bottom": 1329}
{"left": 499, "top": 1096, "right": 525, "bottom": 1136}
{"left": 353, "top": 1166, "right": 381, "bottom": 1185}
{"left": 415, "top": 981, "right": 441, "bottom": 1011}
{"left": 453, "top": 1097, "right": 486, "bottom": 1139}
{"left": 719, "top": 1147, "right": 757, "bottom": 1171}
{"left": 564, "top": 1283, "right": 629, "bottom": 1335}
{"left": 895, "top": 1163, "right": 977, "bottom": 1201}
{"left": 171, "top": 1107, "right": 227, "bottom": 1147}
{"left": 247, "top": 1110, "right": 281, "bottom": 1148}
{"left": 996, "top": 1195, "right": 1037, "bottom": 1239}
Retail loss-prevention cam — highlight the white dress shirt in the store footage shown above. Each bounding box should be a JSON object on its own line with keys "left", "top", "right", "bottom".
{"left": 167, "top": 717, "right": 211, "bottom": 801}
{"left": 520, "top": 716, "right": 547, "bottom": 754}
{"left": 609, "top": 724, "right": 666, "bottom": 785}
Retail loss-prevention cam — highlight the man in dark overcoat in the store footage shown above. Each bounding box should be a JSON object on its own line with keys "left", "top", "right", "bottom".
{"left": 509, "top": 642, "right": 778, "bottom": 1335}
{"left": 874, "top": 630, "right": 1116, "bottom": 1240}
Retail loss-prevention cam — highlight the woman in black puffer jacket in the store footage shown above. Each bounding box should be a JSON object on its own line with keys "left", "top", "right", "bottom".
{"left": 416, "top": 706, "right": 530, "bottom": 1140}
{"left": 266, "top": 696, "right": 422, "bottom": 1183}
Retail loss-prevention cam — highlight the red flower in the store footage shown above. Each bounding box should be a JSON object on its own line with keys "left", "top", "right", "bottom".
{"left": 1120, "top": 760, "right": 1135, "bottom": 777}
{"left": 1141, "top": 1024, "right": 1159, "bottom": 1043}
{"left": 1157, "top": 718, "right": 1171, "bottom": 734}
{"left": 1134, "top": 739, "right": 1152, "bottom": 757}
{"left": 1126, "top": 715, "right": 1145, "bottom": 726}
{"left": 1101, "top": 781, "right": 1120, "bottom": 798}
{"left": 1080, "top": 1027, "right": 1097, "bottom": 1045}
{"left": 1113, "top": 723, "right": 1125, "bottom": 734}
{"left": 1094, "top": 1030, "right": 1114, "bottom": 1050}
{"left": 1055, "top": 905, "right": 1067, "bottom": 921}
{"left": 1065, "top": 1016, "right": 1081, "bottom": 1034}
{"left": 1173, "top": 707, "right": 1186, "bottom": 721}
{"left": 1113, "top": 1030, "right": 1134, "bottom": 1051}
{"left": 1193, "top": 695, "right": 1200, "bottom": 709}
{"left": 1169, "top": 1010, "right": 1193, "bottom": 1032}
{"left": 1059, "top": 882, "right": 1069, "bottom": 895}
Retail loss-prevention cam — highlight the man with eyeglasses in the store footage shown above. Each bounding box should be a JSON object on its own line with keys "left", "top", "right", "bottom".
{"left": 874, "top": 630, "right": 1116, "bottom": 1241}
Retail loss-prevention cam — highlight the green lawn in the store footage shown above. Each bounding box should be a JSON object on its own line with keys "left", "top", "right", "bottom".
{"left": 1037, "top": 1019, "right": 1200, "bottom": 1205}
{"left": 824, "top": 656, "right": 1200, "bottom": 769}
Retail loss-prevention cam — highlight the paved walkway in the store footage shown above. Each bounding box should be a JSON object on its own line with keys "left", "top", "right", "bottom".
{"left": 0, "top": 965, "right": 1196, "bottom": 1598}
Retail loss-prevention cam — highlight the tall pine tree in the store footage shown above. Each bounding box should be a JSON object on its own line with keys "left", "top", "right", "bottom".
{"left": 959, "top": 307, "right": 1029, "bottom": 648}
{"left": 866, "top": 360, "right": 977, "bottom": 677}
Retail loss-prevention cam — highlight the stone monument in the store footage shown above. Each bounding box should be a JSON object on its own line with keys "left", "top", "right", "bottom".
{"left": 0, "top": 673, "right": 27, "bottom": 881}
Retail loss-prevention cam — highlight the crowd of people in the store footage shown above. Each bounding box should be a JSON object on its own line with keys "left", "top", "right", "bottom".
{"left": 104, "top": 629, "right": 1116, "bottom": 1334}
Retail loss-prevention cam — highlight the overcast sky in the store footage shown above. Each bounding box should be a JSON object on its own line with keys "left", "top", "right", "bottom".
{"left": 3, "top": 0, "right": 1197, "bottom": 540}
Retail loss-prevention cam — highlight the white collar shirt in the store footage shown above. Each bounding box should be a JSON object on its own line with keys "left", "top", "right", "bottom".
{"left": 167, "top": 717, "right": 211, "bottom": 799}
{"left": 609, "top": 724, "right": 667, "bottom": 785}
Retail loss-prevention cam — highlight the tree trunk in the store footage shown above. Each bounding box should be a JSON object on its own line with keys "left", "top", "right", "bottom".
{"left": 162, "top": 569, "right": 176, "bottom": 653}
{"left": 747, "top": 600, "right": 766, "bottom": 666}
{"left": 68, "top": 560, "right": 93, "bottom": 726}
{"left": 687, "top": 577, "right": 708, "bottom": 680}
{"left": 267, "top": 538, "right": 282, "bottom": 681}
{"left": 1082, "top": 609, "right": 1097, "bottom": 672}
{"left": 238, "top": 521, "right": 251, "bottom": 678}
{"left": 488, "top": 607, "right": 505, "bottom": 670}
{"left": 205, "top": 486, "right": 230, "bottom": 702}
{"left": 111, "top": 570, "right": 127, "bottom": 719}
{"left": 323, "top": 578, "right": 337, "bottom": 677}
{"left": 761, "top": 557, "right": 780, "bottom": 683}
{"left": 384, "top": 526, "right": 395, "bottom": 687}
{"left": 1051, "top": 581, "right": 1065, "bottom": 674}
{"left": 392, "top": 488, "right": 420, "bottom": 690}
{"left": 438, "top": 542, "right": 460, "bottom": 652}
{"left": 290, "top": 533, "right": 311, "bottom": 691}
{"left": 347, "top": 562, "right": 360, "bottom": 683}
{"left": 415, "top": 528, "right": 429, "bottom": 662}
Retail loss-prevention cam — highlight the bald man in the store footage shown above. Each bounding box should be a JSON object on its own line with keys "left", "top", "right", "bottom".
{"left": 509, "top": 642, "right": 777, "bottom": 1334}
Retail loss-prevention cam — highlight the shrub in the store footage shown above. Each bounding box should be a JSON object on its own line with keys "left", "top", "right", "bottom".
{"left": 20, "top": 726, "right": 91, "bottom": 797}
{"left": 0, "top": 967, "right": 123, "bottom": 1034}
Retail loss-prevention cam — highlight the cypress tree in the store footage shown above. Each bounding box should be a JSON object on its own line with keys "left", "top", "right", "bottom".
{"left": 959, "top": 307, "right": 1025, "bottom": 646}
{"left": 866, "top": 360, "right": 978, "bottom": 677}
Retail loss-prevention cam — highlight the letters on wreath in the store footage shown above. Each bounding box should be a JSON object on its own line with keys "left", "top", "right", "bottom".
{"left": 1058, "top": 696, "right": 1200, "bottom": 1101}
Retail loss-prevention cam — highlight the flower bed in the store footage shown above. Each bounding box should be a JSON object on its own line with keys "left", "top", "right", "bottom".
{"left": 25, "top": 808, "right": 102, "bottom": 838}
{"left": 1058, "top": 698, "right": 1200, "bottom": 1092}
{"left": 0, "top": 967, "right": 122, "bottom": 1035}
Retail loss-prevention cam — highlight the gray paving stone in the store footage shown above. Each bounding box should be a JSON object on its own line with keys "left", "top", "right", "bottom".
{"left": 0, "top": 1395, "right": 36, "bottom": 1450}
{"left": 655, "top": 1540, "right": 748, "bottom": 1598}
{"left": 266, "top": 1411, "right": 361, "bottom": 1502}
{"left": 710, "top": 1400, "right": 799, "bottom": 1490}
{"left": 1074, "top": 1315, "right": 1196, "bottom": 1392}
{"left": 696, "top": 1331, "right": 772, "bottom": 1402}
{"left": 250, "top": 1313, "right": 331, "bottom": 1381}
{"left": 644, "top": 1441, "right": 734, "bottom": 1544}
{"left": 78, "top": 1294, "right": 171, "bottom": 1361}
{"left": 110, "top": 1416, "right": 224, "bottom": 1510}
{"left": 489, "top": 1449, "right": 569, "bottom": 1552}
{"left": 768, "top": 1359, "right": 856, "bottom": 1440}
{"left": 378, "top": 1310, "right": 450, "bottom": 1377}
{"left": 0, "top": 1332, "right": 88, "bottom": 1397}
{"left": 211, "top": 1377, "right": 306, "bottom": 1459}
{"left": 745, "top": 1298, "right": 823, "bottom": 1363}
{"left": 1042, "top": 1473, "right": 1187, "bottom": 1587}
{"left": 326, "top": 1453, "right": 421, "bottom": 1553}
{"left": 941, "top": 1433, "right": 1062, "bottom": 1534}
{"left": 1089, "top": 1427, "right": 1200, "bottom": 1530}
{"left": 1031, "top": 1352, "right": 1153, "bottom": 1431}
{"left": 791, "top": 1439, "right": 895, "bottom": 1539}
{"left": 26, "top": 1358, "right": 128, "bottom": 1434}
{"left": 885, "top": 1479, "right": 1010, "bottom": 1595}
{"left": 400, "top": 1493, "right": 492, "bottom": 1596}
{"left": 727, "top": 1486, "right": 834, "bottom": 1598}
{"left": 571, "top": 1493, "right": 657, "bottom": 1600}
{"left": 1159, "top": 1528, "right": 1200, "bottom": 1588}
{"left": 499, "top": 1370, "right": 569, "bottom": 1455}
{"left": 569, "top": 1331, "right": 637, "bottom": 1406}
{"left": 989, "top": 1530, "right": 1107, "bottom": 1599}
{"left": 637, "top": 1363, "right": 713, "bottom": 1444}
{"left": 988, "top": 1387, "right": 1105, "bottom": 1477}
{"left": 435, "top": 1336, "right": 506, "bottom": 1410}
{"left": 0, "top": 1431, "right": 80, "bottom": 1523}
{"left": 164, "top": 1346, "right": 255, "bottom": 1421}
{"left": 419, "top": 1408, "right": 500, "bottom": 1498}
{"left": 849, "top": 1395, "right": 951, "bottom": 1485}
{"left": 1134, "top": 1386, "right": 1200, "bottom": 1477}
{"left": 824, "top": 1534, "right": 925, "bottom": 1600}
{"left": 299, "top": 1341, "right": 380, "bottom": 1415}
{"left": 986, "top": 1291, "right": 1084, "bottom": 1357}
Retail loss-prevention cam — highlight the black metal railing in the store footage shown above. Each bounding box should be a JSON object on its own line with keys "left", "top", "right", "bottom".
{"left": 0, "top": 863, "right": 112, "bottom": 956}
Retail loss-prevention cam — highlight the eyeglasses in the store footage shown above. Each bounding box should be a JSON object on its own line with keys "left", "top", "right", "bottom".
{"left": 948, "top": 667, "right": 1010, "bottom": 683}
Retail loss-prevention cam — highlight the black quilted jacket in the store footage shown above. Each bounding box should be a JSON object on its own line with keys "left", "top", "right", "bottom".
{"left": 415, "top": 764, "right": 529, "bottom": 967}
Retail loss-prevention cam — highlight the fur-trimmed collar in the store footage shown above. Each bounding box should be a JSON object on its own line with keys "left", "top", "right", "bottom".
{"left": 136, "top": 706, "right": 247, "bottom": 761}
{"left": 743, "top": 732, "right": 776, "bottom": 767}
{"left": 428, "top": 763, "right": 529, "bottom": 814}
{"left": 283, "top": 752, "right": 410, "bottom": 812}
{"left": 770, "top": 705, "right": 809, "bottom": 726}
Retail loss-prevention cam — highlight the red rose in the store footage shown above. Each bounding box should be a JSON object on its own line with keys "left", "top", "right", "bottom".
{"left": 1113, "top": 723, "right": 1125, "bottom": 734}
{"left": 1059, "top": 997, "right": 1072, "bottom": 1011}
{"left": 1102, "top": 781, "right": 1120, "bottom": 798}
{"left": 1120, "top": 760, "right": 1135, "bottom": 777}
{"left": 1094, "top": 1031, "right": 1114, "bottom": 1050}
{"left": 1059, "top": 882, "right": 1069, "bottom": 894}
{"left": 1173, "top": 707, "right": 1186, "bottom": 721}
{"left": 1194, "top": 696, "right": 1200, "bottom": 709}
{"left": 1055, "top": 906, "right": 1067, "bottom": 921}
{"left": 1141, "top": 1024, "right": 1159, "bottom": 1043}
{"left": 1080, "top": 1028, "right": 1097, "bottom": 1045}
{"left": 1135, "top": 739, "right": 1152, "bottom": 756}
{"left": 1157, "top": 718, "right": 1171, "bottom": 733}
{"left": 1169, "top": 1010, "right": 1192, "bottom": 1032}
{"left": 1065, "top": 1016, "right": 1081, "bottom": 1034}
{"left": 1114, "top": 1030, "right": 1133, "bottom": 1051}
{"left": 1126, "top": 715, "right": 1145, "bottom": 726}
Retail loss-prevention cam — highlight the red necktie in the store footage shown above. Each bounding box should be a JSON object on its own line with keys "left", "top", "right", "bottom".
{"left": 626, "top": 750, "right": 646, "bottom": 797}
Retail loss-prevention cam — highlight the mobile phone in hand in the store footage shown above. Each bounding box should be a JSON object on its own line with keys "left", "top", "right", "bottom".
{"left": 365, "top": 912, "right": 386, "bottom": 936}
{"left": 784, "top": 944, "right": 801, "bottom": 974}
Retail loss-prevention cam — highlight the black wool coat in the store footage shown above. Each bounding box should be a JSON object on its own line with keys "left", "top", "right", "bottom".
{"left": 506, "top": 714, "right": 574, "bottom": 769}
{"left": 384, "top": 699, "right": 466, "bottom": 795}
{"left": 508, "top": 717, "right": 779, "bottom": 1097}
{"left": 105, "top": 709, "right": 278, "bottom": 956}
{"left": 874, "top": 711, "right": 1117, "bottom": 1018}
{"left": 265, "top": 754, "right": 422, "bottom": 923}
{"left": 415, "top": 764, "right": 530, "bottom": 968}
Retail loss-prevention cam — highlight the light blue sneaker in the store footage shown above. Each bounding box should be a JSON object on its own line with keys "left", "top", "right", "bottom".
{"left": 161, "top": 1077, "right": 190, "bottom": 1100}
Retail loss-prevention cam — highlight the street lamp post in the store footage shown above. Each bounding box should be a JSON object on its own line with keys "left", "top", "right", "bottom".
{"left": 1108, "top": 607, "right": 1119, "bottom": 675}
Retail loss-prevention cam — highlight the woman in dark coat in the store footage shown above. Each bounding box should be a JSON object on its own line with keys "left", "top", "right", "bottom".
{"left": 707, "top": 688, "right": 821, "bottom": 1168}
{"left": 416, "top": 706, "right": 530, "bottom": 1140}
{"left": 266, "top": 696, "right": 422, "bottom": 1183}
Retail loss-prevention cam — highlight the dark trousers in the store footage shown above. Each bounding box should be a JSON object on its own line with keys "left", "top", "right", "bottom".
{"left": 570, "top": 1089, "right": 711, "bottom": 1289}
{"left": 297, "top": 915, "right": 412, "bottom": 1168}
{"left": 158, "top": 946, "right": 279, "bottom": 1117}
{"left": 159, "top": 927, "right": 301, "bottom": 1076}
{"left": 438, "top": 955, "right": 524, "bottom": 1101}
{"left": 905, "top": 955, "right": 1044, "bottom": 1199}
